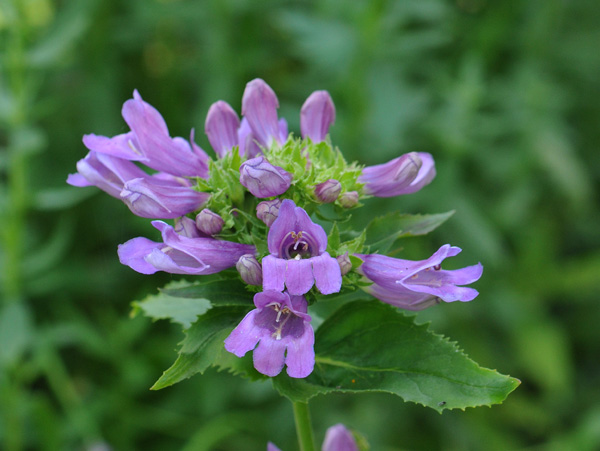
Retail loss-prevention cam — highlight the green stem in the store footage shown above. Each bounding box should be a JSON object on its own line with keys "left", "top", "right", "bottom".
{"left": 292, "top": 401, "right": 315, "bottom": 451}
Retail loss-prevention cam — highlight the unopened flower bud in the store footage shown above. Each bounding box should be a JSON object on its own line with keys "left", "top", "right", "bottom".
{"left": 195, "top": 209, "right": 224, "bottom": 235}
{"left": 339, "top": 191, "right": 359, "bottom": 208}
{"left": 336, "top": 253, "right": 352, "bottom": 276}
{"left": 239, "top": 156, "right": 292, "bottom": 198}
{"left": 236, "top": 254, "right": 263, "bottom": 285}
{"left": 314, "top": 179, "right": 342, "bottom": 203}
{"left": 174, "top": 216, "right": 202, "bottom": 238}
{"left": 256, "top": 199, "right": 282, "bottom": 227}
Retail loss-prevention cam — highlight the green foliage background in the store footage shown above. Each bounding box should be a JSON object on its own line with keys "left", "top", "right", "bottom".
{"left": 1, "top": 0, "right": 599, "bottom": 449}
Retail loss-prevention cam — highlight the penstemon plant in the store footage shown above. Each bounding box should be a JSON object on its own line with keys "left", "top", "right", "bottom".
{"left": 68, "top": 79, "right": 519, "bottom": 450}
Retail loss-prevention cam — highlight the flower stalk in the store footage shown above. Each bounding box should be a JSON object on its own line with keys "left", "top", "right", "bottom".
{"left": 293, "top": 401, "right": 316, "bottom": 451}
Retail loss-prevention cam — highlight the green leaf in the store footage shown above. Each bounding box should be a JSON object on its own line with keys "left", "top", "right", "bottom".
{"left": 365, "top": 211, "right": 455, "bottom": 253}
{"left": 273, "top": 300, "right": 519, "bottom": 412}
{"left": 160, "top": 278, "right": 253, "bottom": 307}
{"left": 151, "top": 306, "right": 261, "bottom": 389}
{"left": 132, "top": 281, "right": 211, "bottom": 329}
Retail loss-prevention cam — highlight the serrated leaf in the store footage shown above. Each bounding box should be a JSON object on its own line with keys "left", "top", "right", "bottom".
{"left": 132, "top": 281, "right": 211, "bottom": 329}
{"left": 160, "top": 278, "right": 253, "bottom": 307}
{"left": 151, "top": 306, "right": 261, "bottom": 389}
{"left": 365, "top": 211, "right": 455, "bottom": 253}
{"left": 273, "top": 300, "right": 519, "bottom": 412}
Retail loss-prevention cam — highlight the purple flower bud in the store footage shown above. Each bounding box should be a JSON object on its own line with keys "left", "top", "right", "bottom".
{"left": 195, "top": 208, "right": 224, "bottom": 236}
{"left": 256, "top": 199, "right": 282, "bottom": 227}
{"left": 205, "top": 100, "right": 240, "bottom": 158}
{"left": 120, "top": 176, "right": 209, "bottom": 219}
{"left": 300, "top": 90, "right": 336, "bottom": 143}
{"left": 322, "top": 424, "right": 359, "bottom": 451}
{"left": 314, "top": 179, "right": 342, "bottom": 203}
{"left": 239, "top": 156, "right": 292, "bottom": 198}
{"left": 236, "top": 254, "right": 263, "bottom": 285}
{"left": 339, "top": 191, "right": 359, "bottom": 208}
{"left": 173, "top": 216, "right": 203, "bottom": 238}
{"left": 336, "top": 253, "right": 352, "bottom": 276}
{"left": 241, "top": 79, "right": 284, "bottom": 148}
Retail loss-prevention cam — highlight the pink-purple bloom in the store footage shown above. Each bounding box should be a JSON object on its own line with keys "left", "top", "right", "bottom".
{"left": 118, "top": 220, "right": 255, "bottom": 275}
{"left": 224, "top": 290, "right": 314, "bottom": 378}
{"left": 83, "top": 90, "right": 209, "bottom": 178}
{"left": 356, "top": 245, "right": 483, "bottom": 310}
{"left": 242, "top": 79, "right": 288, "bottom": 148}
{"left": 262, "top": 199, "right": 341, "bottom": 296}
{"left": 239, "top": 156, "right": 292, "bottom": 198}
{"left": 359, "top": 152, "right": 436, "bottom": 197}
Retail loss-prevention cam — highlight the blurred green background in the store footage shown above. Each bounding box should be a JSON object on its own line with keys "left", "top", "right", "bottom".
{"left": 1, "top": 0, "right": 599, "bottom": 449}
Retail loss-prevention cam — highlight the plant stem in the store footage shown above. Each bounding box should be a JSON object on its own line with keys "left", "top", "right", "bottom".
{"left": 292, "top": 401, "right": 315, "bottom": 451}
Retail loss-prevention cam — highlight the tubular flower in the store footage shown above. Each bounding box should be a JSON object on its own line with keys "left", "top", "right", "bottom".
{"left": 356, "top": 245, "right": 483, "bottom": 310}
{"left": 239, "top": 156, "right": 293, "bottom": 198}
{"left": 67, "top": 151, "right": 148, "bottom": 199}
{"left": 83, "top": 90, "right": 210, "bottom": 178}
{"left": 224, "top": 290, "right": 314, "bottom": 378}
{"left": 121, "top": 176, "right": 209, "bottom": 219}
{"left": 262, "top": 199, "right": 341, "bottom": 295}
{"left": 359, "top": 152, "right": 436, "bottom": 197}
{"left": 300, "top": 90, "right": 336, "bottom": 143}
{"left": 118, "top": 221, "right": 255, "bottom": 275}
{"left": 314, "top": 179, "right": 342, "bottom": 203}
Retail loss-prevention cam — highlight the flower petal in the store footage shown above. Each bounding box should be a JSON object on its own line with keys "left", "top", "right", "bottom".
{"left": 253, "top": 336, "right": 287, "bottom": 377}
{"left": 262, "top": 255, "right": 287, "bottom": 292}
{"left": 241, "top": 79, "right": 282, "bottom": 147}
{"left": 117, "top": 237, "right": 162, "bottom": 274}
{"left": 312, "top": 253, "right": 342, "bottom": 295}
{"left": 205, "top": 100, "right": 240, "bottom": 158}
{"left": 224, "top": 310, "right": 263, "bottom": 357}
{"left": 284, "top": 259, "right": 314, "bottom": 295}
{"left": 284, "top": 324, "right": 315, "bottom": 378}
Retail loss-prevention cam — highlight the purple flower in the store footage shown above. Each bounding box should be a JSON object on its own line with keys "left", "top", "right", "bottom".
{"left": 83, "top": 90, "right": 209, "bottom": 178}
{"left": 236, "top": 254, "right": 263, "bottom": 286}
{"left": 336, "top": 253, "right": 352, "bottom": 276}
{"left": 300, "top": 90, "right": 336, "bottom": 143}
{"left": 239, "top": 156, "right": 292, "bottom": 198}
{"left": 359, "top": 152, "right": 436, "bottom": 197}
{"left": 224, "top": 290, "right": 314, "bottom": 378}
{"left": 268, "top": 423, "right": 358, "bottom": 451}
{"left": 356, "top": 245, "right": 483, "bottom": 310}
{"left": 67, "top": 151, "right": 147, "bottom": 199}
{"left": 256, "top": 199, "right": 283, "bottom": 227}
{"left": 241, "top": 79, "right": 288, "bottom": 148}
{"left": 118, "top": 221, "right": 255, "bottom": 275}
{"left": 120, "top": 176, "right": 209, "bottom": 219}
{"left": 173, "top": 216, "right": 205, "bottom": 238}
{"left": 262, "top": 199, "right": 341, "bottom": 295}
{"left": 314, "top": 179, "right": 342, "bottom": 203}
{"left": 195, "top": 209, "right": 224, "bottom": 236}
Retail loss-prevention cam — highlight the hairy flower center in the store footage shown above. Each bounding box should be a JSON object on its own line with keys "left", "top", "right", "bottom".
{"left": 280, "top": 230, "right": 318, "bottom": 260}
{"left": 253, "top": 302, "right": 305, "bottom": 341}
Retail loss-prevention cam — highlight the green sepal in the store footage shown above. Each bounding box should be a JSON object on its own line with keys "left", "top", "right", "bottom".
{"left": 273, "top": 300, "right": 520, "bottom": 412}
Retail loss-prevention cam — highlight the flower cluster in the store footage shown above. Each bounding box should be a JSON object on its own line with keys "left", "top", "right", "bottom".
{"left": 69, "top": 79, "right": 482, "bottom": 379}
